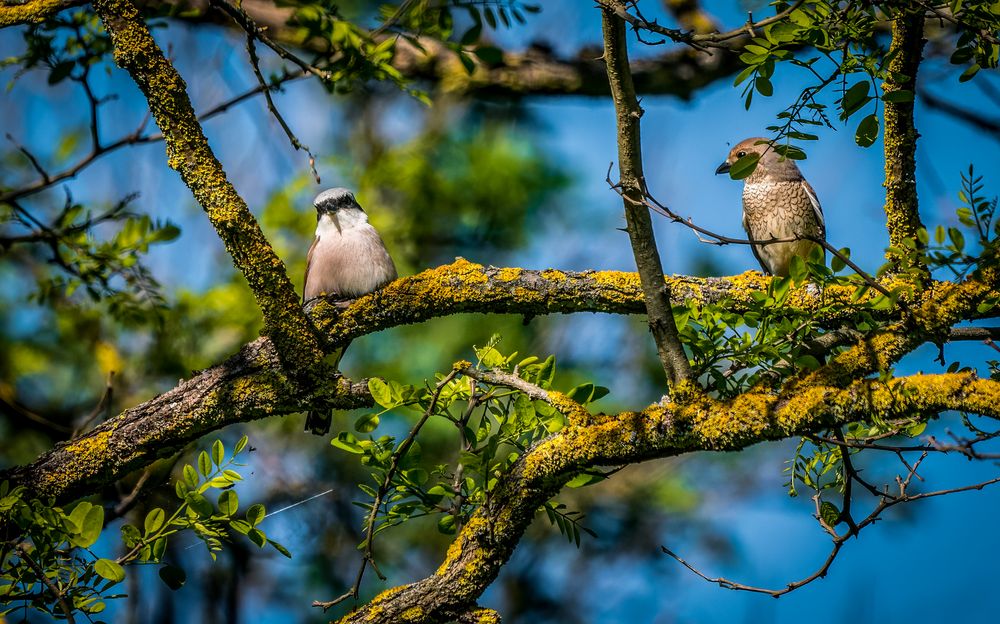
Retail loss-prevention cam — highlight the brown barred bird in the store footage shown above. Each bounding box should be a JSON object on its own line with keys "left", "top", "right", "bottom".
{"left": 715, "top": 138, "right": 825, "bottom": 277}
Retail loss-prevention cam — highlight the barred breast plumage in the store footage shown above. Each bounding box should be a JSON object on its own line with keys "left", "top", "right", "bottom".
{"left": 716, "top": 137, "right": 826, "bottom": 277}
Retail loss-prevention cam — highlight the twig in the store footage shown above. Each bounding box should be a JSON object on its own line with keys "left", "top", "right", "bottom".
{"left": 312, "top": 369, "right": 461, "bottom": 611}
{"left": 244, "top": 34, "right": 320, "bottom": 183}
{"left": 595, "top": 0, "right": 806, "bottom": 51}
{"left": 0, "top": 71, "right": 305, "bottom": 205}
{"left": 664, "top": 449, "right": 1000, "bottom": 597}
{"left": 208, "top": 0, "right": 335, "bottom": 82}
{"left": 15, "top": 543, "right": 76, "bottom": 624}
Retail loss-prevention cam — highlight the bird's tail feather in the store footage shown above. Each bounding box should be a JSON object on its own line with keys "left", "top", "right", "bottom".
{"left": 303, "top": 342, "right": 349, "bottom": 436}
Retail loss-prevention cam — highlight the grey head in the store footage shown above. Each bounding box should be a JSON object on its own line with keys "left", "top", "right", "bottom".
{"left": 313, "top": 188, "right": 364, "bottom": 216}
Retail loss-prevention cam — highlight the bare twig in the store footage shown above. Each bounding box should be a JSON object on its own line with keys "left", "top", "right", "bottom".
{"left": 595, "top": 0, "right": 806, "bottom": 51}
{"left": 15, "top": 543, "right": 76, "bottom": 624}
{"left": 664, "top": 449, "right": 1000, "bottom": 597}
{"left": 244, "top": 33, "right": 320, "bottom": 183}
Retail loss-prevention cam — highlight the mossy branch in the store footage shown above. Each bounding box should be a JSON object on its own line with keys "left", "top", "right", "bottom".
{"left": 0, "top": 0, "right": 82, "bottom": 28}
{"left": 882, "top": 9, "right": 927, "bottom": 255}
{"left": 91, "top": 0, "right": 325, "bottom": 372}
{"left": 3, "top": 259, "right": 997, "bottom": 503}
{"left": 333, "top": 371, "right": 1000, "bottom": 624}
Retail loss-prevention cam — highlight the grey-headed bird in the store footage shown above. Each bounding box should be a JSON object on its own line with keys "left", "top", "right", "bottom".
{"left": 303, "top": 188, "right": 397, "bottom": 434}
{"left": 715, "top": 138, "right": 825, "bottom": 277}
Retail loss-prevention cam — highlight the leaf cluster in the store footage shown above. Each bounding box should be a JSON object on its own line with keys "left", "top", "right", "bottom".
{"left": 1, "top": 436, "right": 287, "bottom": 621}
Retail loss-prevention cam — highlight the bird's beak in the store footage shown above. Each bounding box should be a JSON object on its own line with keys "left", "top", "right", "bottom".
{"left": 715, "top": 162, "right": 731, "bottom": 175}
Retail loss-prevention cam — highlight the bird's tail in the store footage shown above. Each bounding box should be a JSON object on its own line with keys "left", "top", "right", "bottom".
{"left": 305, "top": 410, "right": 332, "bottom": 435}
{"left": 303, "top": 342, "right": 349, "bottom": 436}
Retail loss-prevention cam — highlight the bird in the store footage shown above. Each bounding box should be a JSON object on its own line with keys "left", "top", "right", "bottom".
{"left": 303, "top": 187, "right": 397, "bottom": 435}
{"left": 715, "top": 137, "right": 825, "bottom": 277}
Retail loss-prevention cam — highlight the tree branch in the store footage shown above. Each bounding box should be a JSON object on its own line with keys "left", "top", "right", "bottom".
{"left": 4, "top": 258, "right": 997, "bottom": 504}
{"left": 602, "top": 2, "right": 693, "bottom": 389}
{"left": 91, "top": 0, "right": 325, "bottom": 372}
{"left": 882, "top": 9, "right": 928, "bottom": 256}
{"left": 0, "top": 0, "right": 84, "bottom": 28}
{"left": 334, "top": 371, "right": 1000, "bottom": 623}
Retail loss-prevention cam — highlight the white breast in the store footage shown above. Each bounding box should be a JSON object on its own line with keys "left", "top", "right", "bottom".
{"left": 304, "top": 211, "right": 397, "bottom": 300}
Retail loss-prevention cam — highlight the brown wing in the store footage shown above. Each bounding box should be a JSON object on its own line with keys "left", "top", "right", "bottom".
{"left": 742, "top": 213, "right": 771, "bottom": 274}
{"left": 801, "top": 179, "right": 825, "bottom": 239}
{"left": 303, "top": 236, "right": 319, "bottom": 303}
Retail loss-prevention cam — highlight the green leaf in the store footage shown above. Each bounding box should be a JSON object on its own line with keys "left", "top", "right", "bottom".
{"left": 218, "top": 490, "right": 239, "bottom": 516}
{"left": 819, "top": 501, "right": 841, "bottom": 527}
{"left": 733, "top": 65, "right": 756, "bottom": 87}
{"left": 354, "top": 413, "right": 380, "bottom": 433}
{"left": 234, "top": 435, "right": 249, "bottom": 455}
{"left": 754, "top": 76, "right": 773, "bottom": 96}
{"left": 566, "top": 472, "right": 606, "bottom": 488}
{"left": 197, "top": 451, "right": 212, "bottom": 477}
{"left": 94, "top": 559, "right": 125, "bottom": 583}
{"left": 72, "top": 503, "right": 104, "bottom": 548}
{"left": 459, "top": 22, "right": 481, "bottom": 45}
{"left": 959, "top": 63, "right": 980, "bottom": 82}
{"left": 841, "top": 81, "right": 871, "bottom": 117}
{"left": 246, "top": 503, "right": 266, "bottom": 527}
{"left": 186, "top": 492, "right": 213, "bottom": 518}
{"left": 48, "top": 61, "right": 74, "bottom": 85}
{"left": 211, "top": 440, "right": 224, "bottom": 466}
{"left": 152, "top": 536, "right": 167, "bottom": 561}
{"left": 948, "top": 227, "right": 965, "bottom": 251}
{"left": 248, "top": 528, "right": 267, "bottom": 548}
{"left": 729, "top": 153, "right": 761, "bottom": 180}
{"left": 882, "top": 89, "right": 914, "bottom": 103}
{"left": 789, "top": 255, "right": 807, "bottom": 284}
{"left": 144, "top": 508, "right": 166, "bottom": 536}
{"left": 158, "top": 564, "right": 186, "bottom": 590}
{"left": 404, "top": 468, "right": 429, "bottom": 485}
{"left": 270, "top": 540, "right": 292, "bottom": 558}
{"left": 368, "top": 378, "right": 393, "bottom": 408}
{"left": 437, "top": 514, "right": 457, "bottom": 534}
{"left": 830, "top": 248, "right": 849, "bottom": 272}
{"left": 120, "top": 523, "right": 141, "bottom": 547}
{"left": 535, "top": 355, "right": 556, "bottom": 387}
{"left": 855, "top": 114, "right": 879, "bottom": 147}
{"left": 795, "top": 354, "right": 821, "bottom": 370}
{"left": 331, "top": 431, "right": 364, "bottom": 454}
{"left": 473, "top": 46, "right": 503, "bottom": 65}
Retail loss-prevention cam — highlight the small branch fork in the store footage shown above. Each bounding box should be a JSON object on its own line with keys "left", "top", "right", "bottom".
{"left": 594, "top": 0, "right": 806, "bottom": 51}
{"left": 312, "top": 369, "right": 462, "bottom": 611}
{"left": 208, "top": 0, "right": 321, "bottom": 182}
{"left": 663, "top": 448, "right": 1000, "bottom": 597}
{"left": 1, "top": 69, "right": 307, "bottom": 205}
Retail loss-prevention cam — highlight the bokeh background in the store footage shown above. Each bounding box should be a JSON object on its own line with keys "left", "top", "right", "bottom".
{"left": 2, "top": 1, "right": 999, "bottom": 622}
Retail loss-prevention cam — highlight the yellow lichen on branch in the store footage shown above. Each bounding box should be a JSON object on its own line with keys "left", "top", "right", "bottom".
{"left": 91, "top": 0, "right": 324, "bottom": 371}
{"left": 0, "top": 0, "right": 78, "bottom": 28}
{"left": 342, "top": 370, "right": 1000, "bottom": 624}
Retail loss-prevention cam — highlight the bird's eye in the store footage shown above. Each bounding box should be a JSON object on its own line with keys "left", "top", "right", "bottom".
{"left": 737, "top": 151, "right": 747, "bottom": 158}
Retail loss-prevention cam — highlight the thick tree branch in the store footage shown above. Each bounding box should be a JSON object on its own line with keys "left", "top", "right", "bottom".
{"left": 602, "top": 3, "right": 693, "bottom": 389}
{"left": 882, "top": 9, "right": 928, "bottom": 254}
{"left": 334, "top": 371, "right": 1000, "bottom": 623}
{"left": 0, "top": 0, "right": 83, "bottom": 28}
{"left": 4, "top": 259, "right": 997, "bottom": 504}
{"left": 153, "top": 0, "right": 745, "bottom": 99}
{"left": 91, "top": 0, "right": 325, "bottom": 371}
